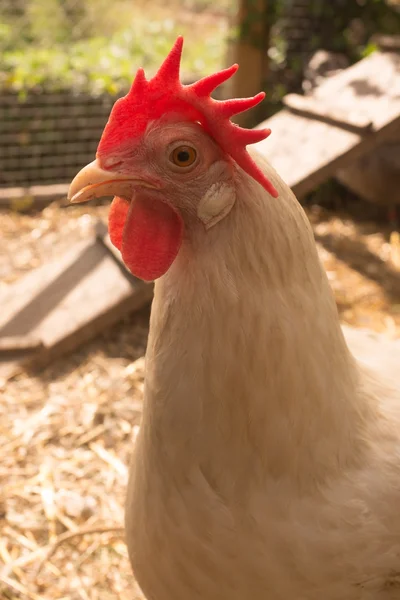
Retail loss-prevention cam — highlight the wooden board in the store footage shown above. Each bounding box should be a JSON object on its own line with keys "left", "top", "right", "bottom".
{"left": 282, "top": 93, "right": 373, "bottom": 133}
{"left": 335, "top": 123, "right": 400, "bottom": 206}
{"left": 0, "top": 336, "right": 44, "bottom": 352}
{"left": 0, "top": 225, "right": 153, "bottom": 380}
{"left": 255, "top": 51, "right": 400, "bottom": 198}
{"left": 0, "top": 183, "right": 70, "bottom": 210}
{"left": 372, "top": 34, "right": 400, "bottom": 52}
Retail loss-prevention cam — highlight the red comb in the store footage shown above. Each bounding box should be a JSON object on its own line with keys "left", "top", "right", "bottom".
{"left": 97, "top": 36, "right": 278, "bottom": 198}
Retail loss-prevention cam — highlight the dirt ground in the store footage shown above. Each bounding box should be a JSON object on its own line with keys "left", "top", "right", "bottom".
{"left": 1, "top": 195, "right": 399, "bottom": 599}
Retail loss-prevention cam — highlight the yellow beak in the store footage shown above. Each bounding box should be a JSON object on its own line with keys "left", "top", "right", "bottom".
{"left": 68, "top": 159, "right": 158, "bottom": 204}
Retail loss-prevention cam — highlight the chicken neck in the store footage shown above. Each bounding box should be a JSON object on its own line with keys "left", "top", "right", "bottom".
{"left": 140, "top": 168, "right": 375, "bottom": 493}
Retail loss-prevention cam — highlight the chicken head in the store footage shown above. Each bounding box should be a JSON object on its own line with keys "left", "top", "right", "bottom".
{"left": 68, "top": 36, "right": 278, "bottom": 282}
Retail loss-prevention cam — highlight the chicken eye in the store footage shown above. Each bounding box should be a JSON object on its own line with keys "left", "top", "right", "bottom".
{"left": 170, "top": 146, "right": 197, "bottom": 168}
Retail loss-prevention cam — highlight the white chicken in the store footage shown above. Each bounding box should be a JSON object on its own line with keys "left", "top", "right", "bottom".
{"left": 69, "top": 37, "right": 400, "bottom": 600}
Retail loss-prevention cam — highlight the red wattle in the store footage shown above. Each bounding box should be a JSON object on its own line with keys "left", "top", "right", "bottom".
{"left": 108, "top": 195, "right": 183, "bottom": 281}
{"left": 108, "top": 196, "right": 130, "bottom": 251}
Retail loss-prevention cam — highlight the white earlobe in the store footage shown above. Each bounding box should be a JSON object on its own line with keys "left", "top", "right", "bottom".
{"left": 197, "top": 182, "right": 236, "bottom": 229}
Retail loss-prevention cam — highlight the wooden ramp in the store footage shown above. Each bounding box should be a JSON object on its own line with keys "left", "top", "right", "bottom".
{"left": 0, "top": 222, "right": 153, "bottom": 380}
{"left": 255, "top": 50, "right": 400, "bottom": 199}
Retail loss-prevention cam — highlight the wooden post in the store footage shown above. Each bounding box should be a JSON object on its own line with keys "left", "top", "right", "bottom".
{"left": 225, "top": 0, "right": 271, "bottom": 127}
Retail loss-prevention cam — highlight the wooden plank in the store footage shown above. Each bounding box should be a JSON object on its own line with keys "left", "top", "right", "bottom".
{"left": 336, "top": 124, "right": 400, "bottom": 206}
{"left": 255, "top": 110, "right": 362, "bottom": 197}
{"left": 0, "top": 183, "right": 70, "bottom": 209}
{"left": 0, "top": 227, "right": 153, "bottom": 380}
{"left": 0, "top": 336, "right": 44, "bottom": 353}
{"left": 282, "top": 93, "right": 373, "bottom": 133}
{"left": 311, "top": 51, "right": 400, "bottom": 130}
{"left": 255, "top": 51, "right": 400, "bottom": 198}
{"left": 372, "top": 34, "right": 400, "bottom": 52}
{"left": 224, "top": 0, "right": 270, "bottom": 127}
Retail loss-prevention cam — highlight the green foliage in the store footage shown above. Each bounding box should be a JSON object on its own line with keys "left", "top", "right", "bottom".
{"left": 306, "top": 0, "right": 400, "bottom": 60}
{"left": 361, "top": 41, "right": 379, "bottom": 58}
{"left": 236, "top": 0, "right": 286, "bottom": 48}
{"left": 0, "top": 0, "right": 228, "bottom": 94}
{"left": 27, "top": 0, "right": 68, "bottom": 45}
{"left": 265, "top": 0, "right": 400, "bottom": 102}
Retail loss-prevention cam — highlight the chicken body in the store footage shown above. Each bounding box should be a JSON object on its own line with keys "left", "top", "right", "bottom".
{"left": 126, "top": 153, "right": 400, "bottom": 600}
{"left": 67, "top": 45, "right": 400, "bottom": 594}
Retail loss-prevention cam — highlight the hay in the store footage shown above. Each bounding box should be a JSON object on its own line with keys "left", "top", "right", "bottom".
{"left": 1, "top": 199, "right": 148, "bottom": 598}
{"left": 0, "top": 300, "right": 148, "bottom": 598}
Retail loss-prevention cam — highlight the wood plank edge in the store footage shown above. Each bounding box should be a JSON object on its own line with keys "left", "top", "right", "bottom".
{"left": 0, "top": 335, "right": 44, "bottom": 353}
{"left": 292, "top": 115, "right": 400, "bottom": 199}
{"left": 19, "top": 283, "right": 154, "bottom": 375}
{"left": 0, "top": 183, "right": 70, "bottom": 208}
{"left": 371, "top": 34, "right": 400, "bottom": 52}
{"left": 282, "top": 94, "right": 374, "bottom": 134}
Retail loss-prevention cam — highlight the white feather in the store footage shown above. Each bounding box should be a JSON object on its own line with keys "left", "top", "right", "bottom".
{"left": 197, "top": 181, "right": 236, "bottom": 229}
{"left": 126, "top": 150, "right": 400, "bottom": 600}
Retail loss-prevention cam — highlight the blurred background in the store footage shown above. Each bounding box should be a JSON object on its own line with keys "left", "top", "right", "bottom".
{"left": 1, "top": 0, "right": 400, "bottom": 598}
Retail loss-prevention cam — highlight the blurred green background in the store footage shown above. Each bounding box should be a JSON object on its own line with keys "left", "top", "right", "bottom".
{"left": 1, "top": 0, "right": 399, "bottom": 99}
